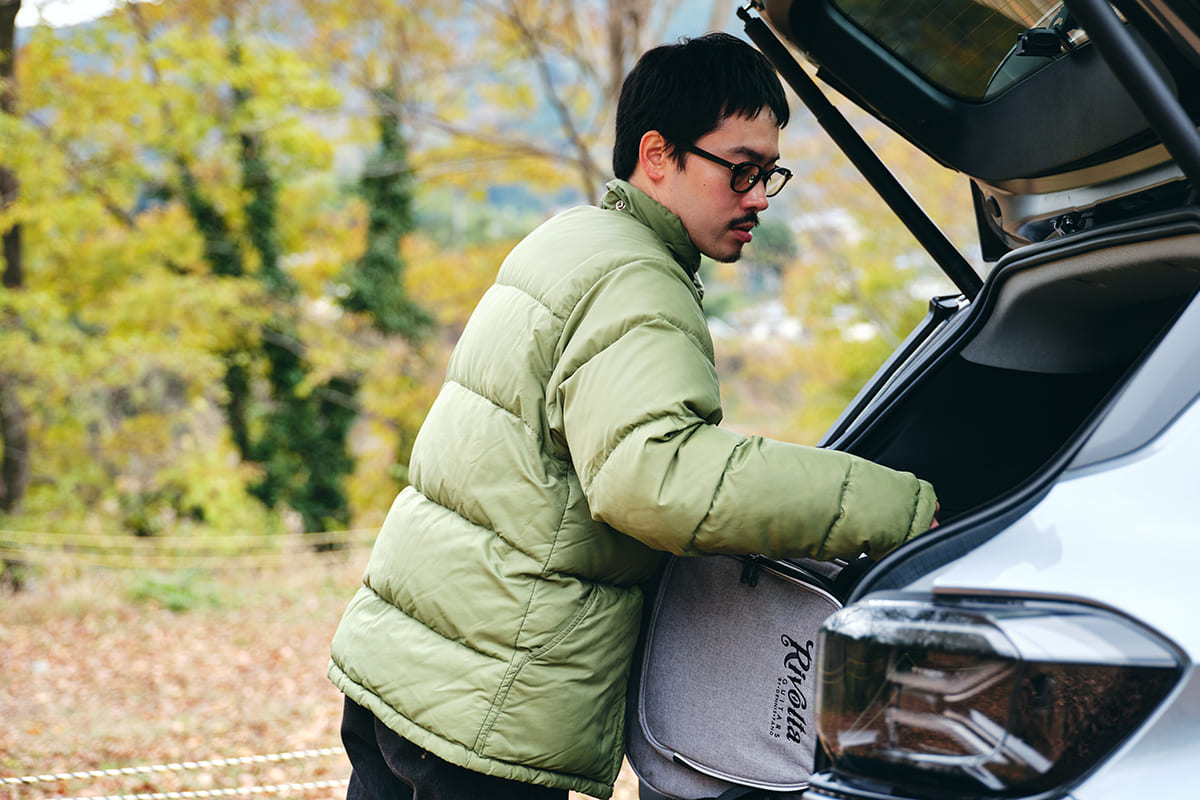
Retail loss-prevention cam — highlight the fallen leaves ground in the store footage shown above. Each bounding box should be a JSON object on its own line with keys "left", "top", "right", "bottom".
{"left": 0, "top": 552, "right": 638, "bottom": 800}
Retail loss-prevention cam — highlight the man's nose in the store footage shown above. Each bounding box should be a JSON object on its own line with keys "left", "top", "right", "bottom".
{"left": 744, "top": 180, "right": 770, "bottom": 212}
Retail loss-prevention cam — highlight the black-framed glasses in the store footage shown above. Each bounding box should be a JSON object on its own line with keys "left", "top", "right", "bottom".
{"left": 685, "top": 144, "right": 793, "bottom": 197}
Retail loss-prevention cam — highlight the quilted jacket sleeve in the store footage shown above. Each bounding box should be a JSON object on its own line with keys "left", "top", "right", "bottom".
{"left": 553, "top": 258, "right": 937, "bottom": 562}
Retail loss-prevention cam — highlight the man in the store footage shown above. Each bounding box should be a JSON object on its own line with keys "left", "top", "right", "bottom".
{"left": 329, "top": 32, "right": 938, "bottom": 800}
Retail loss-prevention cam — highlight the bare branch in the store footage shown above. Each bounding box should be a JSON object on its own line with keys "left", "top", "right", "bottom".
{"left": 484, "top": 0, "right": 605, "bottom": 193}
{"left": 408, "top": 109, "right": 597, "bottom": 180}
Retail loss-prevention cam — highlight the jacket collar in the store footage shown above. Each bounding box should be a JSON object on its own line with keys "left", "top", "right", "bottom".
{"left": 601, "top": 180, "right": 704, "bottom": 296}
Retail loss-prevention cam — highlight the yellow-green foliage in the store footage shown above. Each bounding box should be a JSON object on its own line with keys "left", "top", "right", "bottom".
{"left": 0, "top": 0, "right": 979, "bottom": 543}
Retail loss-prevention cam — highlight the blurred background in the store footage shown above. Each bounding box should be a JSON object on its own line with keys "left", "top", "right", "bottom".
{"left": 0, "top": 0, "right": 982, "bottom": 545}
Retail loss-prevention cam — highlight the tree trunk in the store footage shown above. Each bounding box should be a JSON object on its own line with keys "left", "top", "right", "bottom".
{"left": 2, "top": 0, "right": 23, "bottom": 290}
{"left": 1, "top": 1, "right": 29, "bottom": 519}
{"left": 0, "top": 376, "right": 28, "bottom": 513}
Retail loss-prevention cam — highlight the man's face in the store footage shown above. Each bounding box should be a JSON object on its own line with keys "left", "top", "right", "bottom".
{"left": 660, "top": 112, "right": 782, "bottom": 263}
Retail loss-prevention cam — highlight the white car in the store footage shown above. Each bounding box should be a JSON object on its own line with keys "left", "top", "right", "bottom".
{"left": 743, "top": 0, "right": 1200, "bottom": 798}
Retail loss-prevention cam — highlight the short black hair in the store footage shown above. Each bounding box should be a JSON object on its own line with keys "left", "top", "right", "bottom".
{"left": 612, "top": 32, "right": 790, "bottom": 180}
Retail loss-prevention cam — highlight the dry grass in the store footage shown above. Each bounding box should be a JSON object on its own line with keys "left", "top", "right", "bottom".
{"left": 0, "top": 552, "right": 638, "bottom": 800}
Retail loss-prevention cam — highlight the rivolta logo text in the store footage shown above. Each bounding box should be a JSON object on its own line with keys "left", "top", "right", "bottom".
{"left": 768, "top": 634, "right": 815, "bottom": 744}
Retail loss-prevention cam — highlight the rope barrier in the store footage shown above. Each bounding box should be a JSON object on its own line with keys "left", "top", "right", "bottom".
{"left": 1, "top": 748, "right": 346, "bottom": 787}
{"left": 0, "top": 528, "right": 377, "bottom": 570}
{"left": 56, "top": 779, "right": 349, "bottom": 800}
{"left": 0, "top": 546, "right": 368, "bottom": 570}
{"left": 0, "top": 530, "right": 377, "bottom": 550}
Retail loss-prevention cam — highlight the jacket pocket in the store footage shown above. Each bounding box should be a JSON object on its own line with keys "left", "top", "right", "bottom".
{"left": 478, "top": 581, "right": 642, "bottom": 783}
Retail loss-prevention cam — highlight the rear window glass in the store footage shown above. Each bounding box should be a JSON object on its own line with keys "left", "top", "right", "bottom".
{"left": 833, "top": 0, "right": 1065, "bottom": 99}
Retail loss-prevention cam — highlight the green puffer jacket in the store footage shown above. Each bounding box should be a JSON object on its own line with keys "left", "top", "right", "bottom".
{"left": 328, "top": 180, "right": 937, "bottom": 798}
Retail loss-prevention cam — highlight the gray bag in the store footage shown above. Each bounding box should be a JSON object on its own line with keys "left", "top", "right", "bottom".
{"left": 626, "top": 554, "right": 849, "bottom": 799}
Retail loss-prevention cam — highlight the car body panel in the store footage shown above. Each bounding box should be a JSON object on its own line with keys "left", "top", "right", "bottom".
{"left": 913, "top": 396, "right": 1200, "bottom": 657}
{"left": 1069, "top": 674, "right": 1200, "bottom": 800}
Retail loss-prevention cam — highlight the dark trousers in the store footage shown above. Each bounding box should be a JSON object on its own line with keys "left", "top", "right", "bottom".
{"left": 340, "top": 696, "right": 570, "bottom": 800}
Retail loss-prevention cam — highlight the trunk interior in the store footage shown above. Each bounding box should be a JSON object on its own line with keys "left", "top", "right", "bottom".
{"left": 826, "top": 208, "right": 1200, "bottom": 522}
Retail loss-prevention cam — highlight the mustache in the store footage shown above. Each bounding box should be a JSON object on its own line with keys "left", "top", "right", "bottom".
{"left": 731, "top": 213, "right": 759, "bottom": 229}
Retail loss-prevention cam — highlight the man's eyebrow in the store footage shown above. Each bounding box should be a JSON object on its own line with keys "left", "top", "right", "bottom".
{"left": 730, "top": 145, "right": 780, "bottom": 165}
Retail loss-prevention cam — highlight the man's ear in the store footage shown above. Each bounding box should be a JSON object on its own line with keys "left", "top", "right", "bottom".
{"left": 638, "top": 130, "right": 672, "bottom": 183}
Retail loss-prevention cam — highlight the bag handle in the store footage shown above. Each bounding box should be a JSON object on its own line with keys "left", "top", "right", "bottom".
{"left": 738, "top": 553, "right": 875, "bottom": 603}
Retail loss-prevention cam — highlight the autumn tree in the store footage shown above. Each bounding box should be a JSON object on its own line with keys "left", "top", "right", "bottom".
{"left": 352, "top": 0, "right": 737, "bottom": 200}
{"left": 1, "top": 6, "right": 269, "bottom": 536}
{"left": 126, "top": 0, "right": 367, "bottom": 535}
{"left": 0, "top": 0, "right": 359, "bottom": 540}
{"left": 335, "top": 93, "right": 431, "bottom": 339}
{"left": 0, "top": 0, "right": 26, "bottom": 521}
{"left": 0, "top": 0, "right": 18, "bottom": 290}
{"left": 0, "top": 0, "right": 28, "bottom": 593}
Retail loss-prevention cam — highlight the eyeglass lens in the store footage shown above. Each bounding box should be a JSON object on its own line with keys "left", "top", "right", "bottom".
{"left": 732, "top": 164, "right": 787, "bottom": 196}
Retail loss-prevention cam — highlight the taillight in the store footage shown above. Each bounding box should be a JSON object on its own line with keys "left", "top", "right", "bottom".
{"left": 815, "top": 596, "right": 1182, "bottom": 797}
